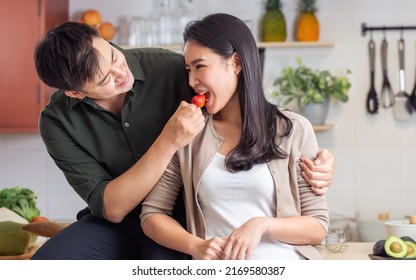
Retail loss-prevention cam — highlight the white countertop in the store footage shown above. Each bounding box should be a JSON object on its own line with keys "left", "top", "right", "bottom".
{"left": 316, "top": 242, "right": 374, "bottom": 260}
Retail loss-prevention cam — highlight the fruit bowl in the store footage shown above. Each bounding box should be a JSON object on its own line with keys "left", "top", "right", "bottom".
{"left": 385, "top": 220, "right": 416, "bottom": 240}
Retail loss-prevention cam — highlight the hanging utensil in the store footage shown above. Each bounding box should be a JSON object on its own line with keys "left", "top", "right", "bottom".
{"left": 409, "top": 42, "right": 416, "bottom": 111}
{"left": 380, "top": 38, "right": 394, "bottom": 108}
{"left": 366, "top": 37, "right": 379, "bottom": 114}
{"left": 393, "top": 38, "right": 413, "bottom": 121}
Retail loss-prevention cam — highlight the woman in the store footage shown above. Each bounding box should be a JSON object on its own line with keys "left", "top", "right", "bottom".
{"left": 141, "top": 13, "right": 329, "bottom": 260}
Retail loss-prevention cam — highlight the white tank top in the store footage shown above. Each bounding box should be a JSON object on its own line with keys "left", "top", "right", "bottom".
{"left": 198, "top": 153, "right": 303, "bottom": 260}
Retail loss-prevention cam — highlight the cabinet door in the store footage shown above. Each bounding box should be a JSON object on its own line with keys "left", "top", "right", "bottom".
{"left": 0, "top": 0, "right": 68, "bottom": 133}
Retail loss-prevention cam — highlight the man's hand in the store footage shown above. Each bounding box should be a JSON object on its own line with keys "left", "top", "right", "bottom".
{"left": 160, "top": 101, "right": 205, "bottom": 152}
{"left": 300, "top": 149, "right": 335, "bottom": 195}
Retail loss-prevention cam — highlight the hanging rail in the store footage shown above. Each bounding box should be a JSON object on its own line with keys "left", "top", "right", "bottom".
{"left": 361, "top": 23, "right": 416, "bottom": 36}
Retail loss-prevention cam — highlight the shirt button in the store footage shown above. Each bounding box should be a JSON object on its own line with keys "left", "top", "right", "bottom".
{"left": 277, "top": 188, "right": 282, "bottom": 193}
{"left": 272, "top": 169, "right": 278, "bottom": 174}
{"left": 277, "top": 207, "right": 282, "bottom": 212}
{"left": 124, "top": 122, "right": 130, "bottom": 128}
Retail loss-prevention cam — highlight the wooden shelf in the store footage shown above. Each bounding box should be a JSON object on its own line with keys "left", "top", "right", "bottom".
{"left": 313, "top": 124, "right": 334, "bottom": 132}
{"left": 256, "top": 41, "right": 335, "bottom": 48}
{"left": 121, "top": 41, "right": 335, "bottom": 51}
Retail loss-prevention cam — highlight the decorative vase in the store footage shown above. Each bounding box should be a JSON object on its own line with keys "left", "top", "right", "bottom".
{"left": 298, "top": 97, "right": 330, "bottom": 125}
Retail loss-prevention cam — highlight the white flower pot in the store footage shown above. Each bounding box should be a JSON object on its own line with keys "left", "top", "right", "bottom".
{"left": 298, "top": 97, "right": 330, "bottom": 125}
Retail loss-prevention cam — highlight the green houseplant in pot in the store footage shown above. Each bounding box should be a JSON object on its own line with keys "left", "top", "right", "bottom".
{"left": 272, "top": 57, "right": 351, "bottom": 125}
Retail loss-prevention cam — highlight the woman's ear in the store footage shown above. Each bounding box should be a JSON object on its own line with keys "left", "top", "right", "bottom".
{"left": 65, "top": 90, "right": 87, "bottom": 100}
{"left": 232, "top": 52, "right": 242, "bottom": 75}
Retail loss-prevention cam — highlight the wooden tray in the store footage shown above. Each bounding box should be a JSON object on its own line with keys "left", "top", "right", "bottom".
{"left": 0, "top": 239, "right": 45, "bottom": 260}
{"left": 368, "top": 254, "right": 416, "bottom": 260}
{"left": 0, "top": 249, "right": 35, "bottom": 260}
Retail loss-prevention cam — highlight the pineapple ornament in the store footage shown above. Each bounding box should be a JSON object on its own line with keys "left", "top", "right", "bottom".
{"left": 296, "top": 0, "right": 320, "bottom": 41}
{"left": 261, "top": 0, "right": 287, "bottom": 42}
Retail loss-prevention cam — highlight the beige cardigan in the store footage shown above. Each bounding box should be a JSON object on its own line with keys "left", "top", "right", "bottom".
{"left": 141, "top": 110, "right": 329, "bottom": 260}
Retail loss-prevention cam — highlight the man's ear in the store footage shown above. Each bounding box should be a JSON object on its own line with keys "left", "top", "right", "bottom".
{"left": 65, "top": 90, "right": 87, "bottom": 100}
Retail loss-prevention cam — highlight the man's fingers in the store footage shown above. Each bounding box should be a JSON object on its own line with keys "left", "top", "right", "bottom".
{"left": 302, "top": 169, "right": 331, "bottom": 182}
{"left": 311, "top": 186, "right": 329, "bottom": 195}
{"left": 301, "top": 158, "right": 331, "bottom": 173}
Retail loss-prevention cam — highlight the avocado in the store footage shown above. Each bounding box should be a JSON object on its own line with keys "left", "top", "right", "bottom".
{"left": 401, "top": 236, "right": 416, "bottom": 243}
{"left": 372, "top": 239, "right": 387, "bottom": 256}
{"left": 384, "top": 236, "right": 408, "bottom": 258}
{"left": 404, "top": 241, "right": 416, "bottom": 258}
{"left": 0, "top": 221, "right": 37, "bottom": 255}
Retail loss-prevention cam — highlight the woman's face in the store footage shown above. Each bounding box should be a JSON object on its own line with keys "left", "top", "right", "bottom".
{"left": 184, "top": 40, "right": 241, "bottom": 114}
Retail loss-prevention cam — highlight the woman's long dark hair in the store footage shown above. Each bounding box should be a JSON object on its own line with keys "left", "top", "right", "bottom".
{"left": 183, "top": 13, "right": 293, "bottom": 172}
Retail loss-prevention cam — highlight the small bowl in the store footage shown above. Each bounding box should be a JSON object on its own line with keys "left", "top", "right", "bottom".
{"left": 385, "top": 220, "right": 416, "bottom": 240}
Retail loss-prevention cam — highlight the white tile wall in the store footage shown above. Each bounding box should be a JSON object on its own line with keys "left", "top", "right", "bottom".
{"left": 1, "top": 0, "right": 415, "bottom": 223}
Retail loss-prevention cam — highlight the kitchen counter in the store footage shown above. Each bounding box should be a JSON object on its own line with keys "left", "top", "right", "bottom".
{"left": 316, "top": 242, "right": 374, "bottom": 260}
{"left": 3, "top": 241, "right": 375, "bottom": 260}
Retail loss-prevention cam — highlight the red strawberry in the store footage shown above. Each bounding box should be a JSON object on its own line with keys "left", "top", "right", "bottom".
{"left": 191, "top": 94, "right": 206, "bottom": 108}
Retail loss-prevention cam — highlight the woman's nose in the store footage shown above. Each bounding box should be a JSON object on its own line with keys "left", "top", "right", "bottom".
{"left": 188, "top": 73, "right": 199, "bottom": 88}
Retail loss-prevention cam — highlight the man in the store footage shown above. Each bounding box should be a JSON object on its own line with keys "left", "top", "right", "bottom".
{"left": 31, "top": 22, "right": 335, "bottom": 259}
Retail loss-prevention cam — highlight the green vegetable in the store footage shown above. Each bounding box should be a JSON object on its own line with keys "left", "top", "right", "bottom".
{"left": 0, "top": 186, "right": 40, "bottom": 222}
{"left": 271, "top": 57, "right": 351, "bottom": 107}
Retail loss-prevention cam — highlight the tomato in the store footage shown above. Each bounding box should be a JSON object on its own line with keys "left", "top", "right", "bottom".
{"left": 31, "top": 216, "right": 49, "bottom": 223}
{"left": 191, "top": 94, "right": 206, "bottom": 108}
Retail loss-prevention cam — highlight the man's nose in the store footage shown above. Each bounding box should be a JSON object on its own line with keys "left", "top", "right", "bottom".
{"left": 111, "top": 64, "right": 124, "bottom": 80}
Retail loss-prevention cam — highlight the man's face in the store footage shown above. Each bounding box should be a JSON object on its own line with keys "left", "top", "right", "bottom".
{"left": 71, "top": 37, "right": 134, "bottom": 102}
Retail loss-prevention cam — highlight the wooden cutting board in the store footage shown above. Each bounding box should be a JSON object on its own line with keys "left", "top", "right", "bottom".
{"left": 0, "top": 246, "right": 38, "bottom": 260}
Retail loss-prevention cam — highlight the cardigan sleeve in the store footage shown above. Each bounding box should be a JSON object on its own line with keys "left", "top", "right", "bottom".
{"left": 290, "top": 114, "right": 329, "bottom": 232}
{"left": 140, "top": 153, "right": 183, "bottom": 224}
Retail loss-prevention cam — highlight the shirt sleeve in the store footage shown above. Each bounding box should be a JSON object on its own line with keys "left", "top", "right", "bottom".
{"left": 39, "top": 108, "right": 111, "bottom": 218}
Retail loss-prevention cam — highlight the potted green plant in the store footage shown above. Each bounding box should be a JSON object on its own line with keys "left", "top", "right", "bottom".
{"left": 271, "top": 57, "right": 351, "bottom": 124}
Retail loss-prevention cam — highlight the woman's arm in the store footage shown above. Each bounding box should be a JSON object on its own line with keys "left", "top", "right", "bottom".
{"left": 222, "top": 215, "right": 326, "bottom": 260}
{"left": 142, "top": 214, "right": 227, "bottom": 260}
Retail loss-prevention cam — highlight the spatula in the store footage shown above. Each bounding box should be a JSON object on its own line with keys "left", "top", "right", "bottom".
{"left": 393, "top": 38, "right": 413, "bottom": 121}
{"left": 366, "top": 38, "right": 379, "bottom": 114}
{"left": 409, "top": 44, "right": 416, "bottom": 110}
{"left": 380, "top": 38, "right": 394, "bottom": 108}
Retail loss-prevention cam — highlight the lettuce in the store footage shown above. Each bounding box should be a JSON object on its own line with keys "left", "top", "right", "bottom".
{"left": 0, "top": 186, "right": 40, "bottom": 222}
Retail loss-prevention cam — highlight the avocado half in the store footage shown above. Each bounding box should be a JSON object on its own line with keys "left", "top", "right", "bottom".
{"left": 404, "top": 241, "right": 416, "bottom": 258}
{"left": 0, "top": 221, "right": 38, "bottom": 256}
{"left": 384, "top": 236, "right": 408, "bottom": 258}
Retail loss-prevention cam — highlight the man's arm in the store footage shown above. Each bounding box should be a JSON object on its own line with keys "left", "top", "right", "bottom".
{"left": 300, "top": 149, "right": 335, "bottom": 195}
{"left": 41, "top": 101, "right": 204, "bottom": 224}
{"left": 103, "top": 102, "right": 205, "bottom": 223}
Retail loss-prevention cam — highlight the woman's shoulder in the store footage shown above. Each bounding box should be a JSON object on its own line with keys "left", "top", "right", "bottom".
{"left": 277, "top": 107, "right": 314, "bottom": 134}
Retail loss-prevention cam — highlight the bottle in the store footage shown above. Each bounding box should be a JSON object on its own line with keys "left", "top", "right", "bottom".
{"left": 158, "top": 0, "right": 175, "bottom": 45}
{"left": 178, "top": 0, "right": 195, "bottom": 43}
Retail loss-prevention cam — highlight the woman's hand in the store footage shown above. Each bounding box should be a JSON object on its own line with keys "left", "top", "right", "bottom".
{"left": 192, "top": 237, "right": 227, "bottom": 260}
{"left": 300, "top": 149, "right": 335, "bottom": 195}
{"left": 222, "top": 217, "right": 265, "bottom": 260}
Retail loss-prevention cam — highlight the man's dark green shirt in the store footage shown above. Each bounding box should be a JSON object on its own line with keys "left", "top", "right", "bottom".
{"left": 39, "top": 46, "right": 191, "bottom": 219}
